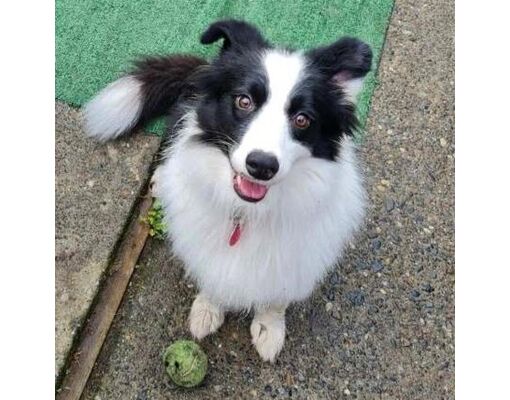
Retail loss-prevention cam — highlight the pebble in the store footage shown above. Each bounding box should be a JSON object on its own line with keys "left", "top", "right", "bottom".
{"left": 249, "top": 389, "right": 257, "bottom": 397}
{"left": 371, "top": 260, "right": 384, "bottom": 272}
{"left": 367, "top": 229, "right": 379, "bottom": 239}
{"left": 385, "top": 198, "right": 395, "bottom": 212}
{"left": 329, "top": 272, "right": 341, "bottom": 285}
{"left": 264, "top": 384, "right": 272, "bottom": 394}
{"left": 409, "top": 289, "right": 421, "bottom": 301}
{"left": 371, "top": 239, "right": 382, "bottom": 251}
{"left": 440, "top": 137, "right": 447, "bottom": 147}
{"left": 332, "top": 309, "right": 342, "bottom": 320}
{"left": 297, "top": 372, "right": 306, "bottom": 382}
{"left": 344, "top": 388, "right": 351, "bottom": 395}
{"left": 421, "top": 283, "right": 434, "bottom": 293}
{"left": 414, "top": 264, "right": 424, "bottom": 273}
{"left": 355, "top": 260, "right": 369, "bottom": 271}
{"left": 325, "top": 302, "right": 333, "bottom": 312}
{"left": 328, "top": 331, "right": 339, "bottom": 343}
{"left": 425, "top": 243, "right": 439, "bottom": 256}
{"left": 347, "top": 290, "right": 365, "bottom": 306}
{"left": 380, "top": 179, "right": 390, "bottom": 187}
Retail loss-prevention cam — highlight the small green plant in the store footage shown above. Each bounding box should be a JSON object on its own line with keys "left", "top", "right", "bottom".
{"left": 143, "top": 199, "right": 168, "bottom": 240}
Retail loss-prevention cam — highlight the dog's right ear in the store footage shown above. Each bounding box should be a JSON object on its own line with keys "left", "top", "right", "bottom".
{"left": 200, "top": 20, "right": 268, "bottom": 53}
{"left": 307, "top": 37, "right": 372, "bottom": 102}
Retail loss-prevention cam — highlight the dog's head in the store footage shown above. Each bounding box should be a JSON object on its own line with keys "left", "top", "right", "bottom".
{"left": 193, "top": 20, "right": 372, "bottom": 203}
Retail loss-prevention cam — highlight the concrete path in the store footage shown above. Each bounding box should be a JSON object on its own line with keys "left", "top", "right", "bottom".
{"left": 55, "top": 102, "right": 160, "bottom": 377}
{"left": 65, "top": 0, "right": 453, "bottom": 398}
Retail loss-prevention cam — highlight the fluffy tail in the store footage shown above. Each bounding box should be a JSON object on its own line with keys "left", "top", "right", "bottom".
{"left": 83, "top": 55, "right": 207, "bottom": 141}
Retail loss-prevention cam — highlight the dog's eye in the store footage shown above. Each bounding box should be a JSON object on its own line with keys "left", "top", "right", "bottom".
{"left": 234, "top": 95, "right": 253, "bottom": 111}
{"left": 293, "top": 113, "right": 311, "bottom": 129}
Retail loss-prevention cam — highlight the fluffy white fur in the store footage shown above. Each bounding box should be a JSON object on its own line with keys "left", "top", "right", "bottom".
{"left": 154, "top": 109, "right": 365, "bottom": 360}
{"left": 250, "top": 304, "right": 286, "bottom": 362}
{"left": 341, "top": 77, "right": 365, "bottom": 103}
{"left": 154, "top": 111, "right": 365, "bottom": 310}
{"left": 189, "top": 294, "right": 225, "bottom": 340}
{"left": 83, "top": 76, "right": 143, "bottom": 141}
{"left": 87, "top": 48, "right": 367, "bottom": 362}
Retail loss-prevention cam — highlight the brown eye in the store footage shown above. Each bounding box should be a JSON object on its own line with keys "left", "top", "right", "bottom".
{"left": 293, "top": 113, "right": 310, "bottom": 129}
{"left": 235, "top": 95, "right": 253, "bottom": 111}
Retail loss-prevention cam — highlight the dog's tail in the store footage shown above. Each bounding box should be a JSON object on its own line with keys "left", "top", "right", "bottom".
{"left": 83, "top": 55, "right": 207, "bottom": 141}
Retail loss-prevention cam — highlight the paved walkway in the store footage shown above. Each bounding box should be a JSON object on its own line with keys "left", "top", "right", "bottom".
{"left": 55, "top": 102, "right": 159, "bottom": 376}
{"left": 57, "top": 0, "right": 454, "bottom": 397}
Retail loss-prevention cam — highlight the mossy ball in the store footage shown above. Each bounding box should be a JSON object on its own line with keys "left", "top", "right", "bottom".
{"left": 163, "top": 340, "right": 207, "bottom": 388}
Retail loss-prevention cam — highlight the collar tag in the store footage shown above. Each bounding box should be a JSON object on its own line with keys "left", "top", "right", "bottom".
{"left": 229, "top": 222, "right": 242, "bottom": 246}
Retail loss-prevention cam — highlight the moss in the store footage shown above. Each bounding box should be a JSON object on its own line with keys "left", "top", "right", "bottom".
{"left": 142, "top": 199, "right": 167, "bottom": 240}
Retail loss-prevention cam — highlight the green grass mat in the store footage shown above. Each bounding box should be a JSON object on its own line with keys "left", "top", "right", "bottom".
{"left": 56, "top": 0, "right": 393, "bottom": 135}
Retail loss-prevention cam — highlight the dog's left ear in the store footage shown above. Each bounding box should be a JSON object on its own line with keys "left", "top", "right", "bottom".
{"left": 200, "top": 19, "right": 268, "bottom": 53}
{"left": 307, "top": 37, "right": 373, "bottom": 102}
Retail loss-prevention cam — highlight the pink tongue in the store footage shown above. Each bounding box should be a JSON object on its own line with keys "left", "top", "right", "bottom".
{"left": 237, "top": 176, "right": 268, "bottom": 200}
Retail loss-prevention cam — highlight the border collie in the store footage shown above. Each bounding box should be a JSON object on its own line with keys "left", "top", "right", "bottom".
{"left": 84, "top": 20, "right": 372, "bottom": 362}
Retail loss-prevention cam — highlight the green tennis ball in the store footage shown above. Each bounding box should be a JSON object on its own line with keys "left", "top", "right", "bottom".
{"left": 163, "top": 340, "right": 207, "bottom": 388}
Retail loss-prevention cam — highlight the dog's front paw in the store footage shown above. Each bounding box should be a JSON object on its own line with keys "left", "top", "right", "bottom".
{"left": 189, "top": 294, "right": 225, "bottom": 340}
{"left": 250, "top": 310, "right": 286, "bottom": 362}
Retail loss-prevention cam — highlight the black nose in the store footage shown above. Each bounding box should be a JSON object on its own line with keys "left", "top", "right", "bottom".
{"left": 245, "top": 150, "right": 279, "bottom": 181}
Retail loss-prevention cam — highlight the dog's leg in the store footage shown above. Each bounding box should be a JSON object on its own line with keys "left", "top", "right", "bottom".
{"left": 250, "top": 303, "right": 287, "bottom": 362}
{"left": 189, "top": 293, "right": 225, "bottom": 340}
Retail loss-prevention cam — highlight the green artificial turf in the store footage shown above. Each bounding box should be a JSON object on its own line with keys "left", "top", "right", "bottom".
{"left": 56, "top": 0, "right": 393, "bottom": 136}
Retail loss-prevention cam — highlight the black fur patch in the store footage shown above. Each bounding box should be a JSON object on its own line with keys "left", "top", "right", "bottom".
{"left": 286, "top": 75, "right": 359, "bottom": 160}
{"left": 306, "top": 37, "right": 373, "bottom": 81}
{"left": 194, "top": 22, "right": 271, "bottom": 155}
{"left": 134, "top": 21, "right": 372, "bottom": 163}
{"left": 200, "top": 19, "right": 269, "bottom": 54}
{"left": 131, "top": 54, "right": 207, "bottom": 128}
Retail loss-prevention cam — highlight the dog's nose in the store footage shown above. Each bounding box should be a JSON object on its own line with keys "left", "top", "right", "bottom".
{"left": 246, "top": 150, "right": 279, "bottom": 181}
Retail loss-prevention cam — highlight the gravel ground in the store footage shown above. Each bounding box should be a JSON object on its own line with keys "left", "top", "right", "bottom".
{"left": 82, "top": 0, "right": 454, "bottom": 398}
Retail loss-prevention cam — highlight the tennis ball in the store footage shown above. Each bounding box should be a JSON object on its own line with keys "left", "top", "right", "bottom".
{"left": 163, "top": 340, "right": 207, "bottom": 388}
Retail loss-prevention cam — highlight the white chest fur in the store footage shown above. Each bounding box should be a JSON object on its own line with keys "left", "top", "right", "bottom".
{"left": 154, "top": 114, "right": 366, "bottom": 310}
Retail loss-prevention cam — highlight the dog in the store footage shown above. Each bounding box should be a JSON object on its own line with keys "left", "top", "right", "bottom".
{"left": 84, "top": 20, "right": 372, "bottom": 362}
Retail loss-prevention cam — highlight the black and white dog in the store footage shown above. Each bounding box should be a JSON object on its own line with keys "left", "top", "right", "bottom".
{"left": 84, "top": 20, "right": 372, "bottom": 362}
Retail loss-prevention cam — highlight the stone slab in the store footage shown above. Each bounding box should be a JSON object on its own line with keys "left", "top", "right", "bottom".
{"left": 55, "top": 102, "right": 160, "bottom": 376}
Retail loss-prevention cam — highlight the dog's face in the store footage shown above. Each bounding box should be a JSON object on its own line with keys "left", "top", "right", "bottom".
{"left": 194, "top": 20, "right": 372, "bottom": 203}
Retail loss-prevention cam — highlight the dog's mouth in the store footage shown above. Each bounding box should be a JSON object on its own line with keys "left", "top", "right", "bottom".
{"left": 233, "top": 174, "right": 269, "bottom": 203}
